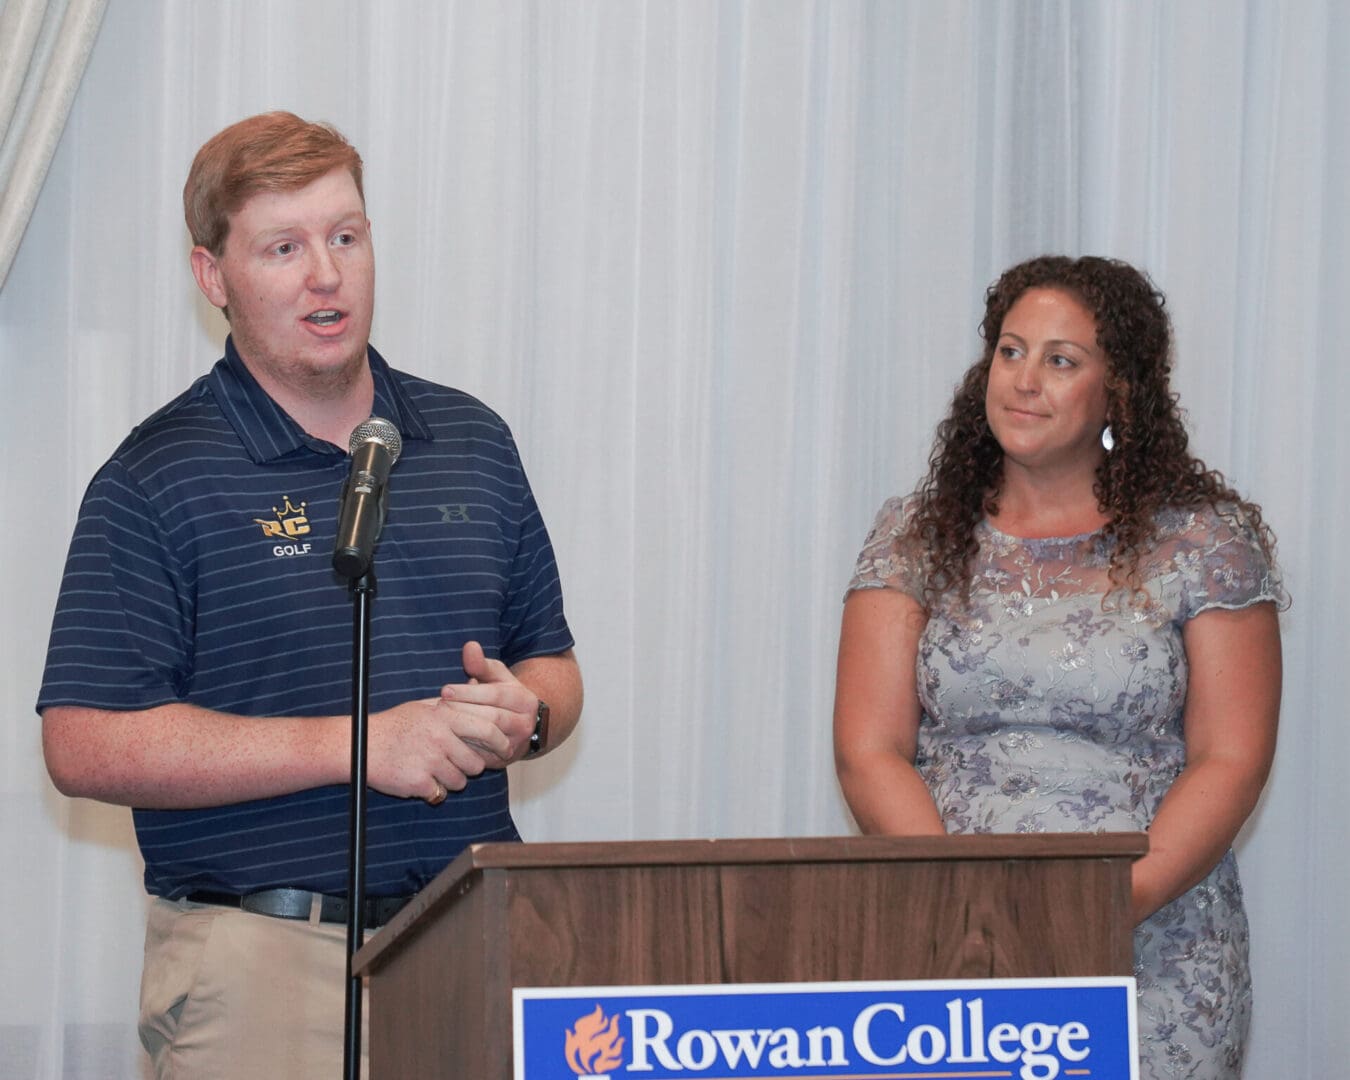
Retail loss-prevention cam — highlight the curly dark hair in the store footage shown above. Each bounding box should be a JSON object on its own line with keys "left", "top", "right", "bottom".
{"left": 908, "top": 254, "right": 1275, "bottom": 611}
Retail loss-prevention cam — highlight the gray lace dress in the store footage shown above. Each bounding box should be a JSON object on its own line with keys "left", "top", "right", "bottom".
{"left": 848, "top": 495, "right": 1284, "bottom": 1080}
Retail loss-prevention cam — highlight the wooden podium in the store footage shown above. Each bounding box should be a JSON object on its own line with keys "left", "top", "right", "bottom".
{"left": 352, "top": 833, "right": 1145, "bottom": 1077}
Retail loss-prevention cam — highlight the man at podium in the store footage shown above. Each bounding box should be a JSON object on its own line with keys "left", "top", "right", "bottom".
{"left": 36, "top": 111, "right": 583, "bottom": 1078}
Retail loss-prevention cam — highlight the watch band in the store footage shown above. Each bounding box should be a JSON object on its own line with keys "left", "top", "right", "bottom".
{"left": 528, "top": 698, "right": 550, "bottom": 756}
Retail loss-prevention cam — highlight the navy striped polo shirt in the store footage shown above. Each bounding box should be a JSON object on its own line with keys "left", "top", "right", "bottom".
{"left": 38, "top": 338, "right": 574, "bottom": 898}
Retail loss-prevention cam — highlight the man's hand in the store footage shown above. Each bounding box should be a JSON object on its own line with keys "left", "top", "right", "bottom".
{"left": 436, "top": 640, "right": 540, "bottom": 768}
{"left": 360, "top": 640, "right": 568, "bottom": 806}
{"left": 366, "top": 691, "right": 513, "bottom": 802}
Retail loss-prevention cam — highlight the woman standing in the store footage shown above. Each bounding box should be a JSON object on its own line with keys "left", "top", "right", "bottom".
{"left": 834, "top": 255, "right": 1285, "bottom": 1078}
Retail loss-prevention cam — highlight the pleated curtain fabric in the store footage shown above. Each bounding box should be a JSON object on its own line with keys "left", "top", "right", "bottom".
{"left": 0, "top": 2, "right": 1343, "bottom": 1075}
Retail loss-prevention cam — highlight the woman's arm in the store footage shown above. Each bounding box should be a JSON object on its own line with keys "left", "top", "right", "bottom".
{"left": 833, "top": 588, "right": 946, "bottom": 835}
{"left": 1131, "top": 601, "right": 1282, "bottom": 923}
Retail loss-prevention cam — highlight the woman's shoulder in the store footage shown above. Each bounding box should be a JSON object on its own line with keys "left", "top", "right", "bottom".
{"left": 847, "top": 492, "right": 927, "bottom": 599}
{"left": 1153, "top": 500, "right": 1260, "bottom": 543}
{"left": 867, "top": 492, "right": 922, "bottom": 535}
{"left": 1148, "top": 500, "right": 1287, "bottom": 617}
{"left": 1150, "top": 500, "right": 1277, "bottom": 574}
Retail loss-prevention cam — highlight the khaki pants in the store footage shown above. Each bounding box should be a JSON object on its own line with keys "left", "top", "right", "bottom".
{"left": 139, "top": 896, "right": 368, "bottom": 1079}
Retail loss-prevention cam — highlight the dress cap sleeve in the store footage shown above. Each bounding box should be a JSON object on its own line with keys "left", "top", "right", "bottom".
{"left": 1163, "top": 502, "right": 1288, "bottom": 622}
{"left": 846, "top": 494, "right": 926, "bottom": 602}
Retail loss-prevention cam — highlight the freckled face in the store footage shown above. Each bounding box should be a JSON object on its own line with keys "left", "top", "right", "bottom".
{"left": 190, "top": 168, "right": 374, "bottom": 396}
{"left": 985, "top": 287, "right": 1111, "bottom": 472}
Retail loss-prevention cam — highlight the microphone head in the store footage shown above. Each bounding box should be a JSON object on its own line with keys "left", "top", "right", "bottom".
{"left": 348, "top": 416, "right": 402, "bottom": 464}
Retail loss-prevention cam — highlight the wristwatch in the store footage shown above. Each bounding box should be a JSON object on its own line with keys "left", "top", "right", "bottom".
{"left": 527, "top": 698, "right": 550, "bottom": 756}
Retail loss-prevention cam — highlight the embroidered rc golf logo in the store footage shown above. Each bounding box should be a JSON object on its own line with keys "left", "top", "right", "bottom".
{"left": 254, "top": 495, "right": 313, "bottom": 557}
{"left": 565, "top": 1005, "right": 625, "bottom": 1077}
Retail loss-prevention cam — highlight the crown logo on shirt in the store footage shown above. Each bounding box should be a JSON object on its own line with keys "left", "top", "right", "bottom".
{"left": 254, "top": 495, "right": 311, "bottom": 539}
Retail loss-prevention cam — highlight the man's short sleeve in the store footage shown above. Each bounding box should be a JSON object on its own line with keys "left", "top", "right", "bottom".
{"left": 495, "top": 429, "right": 573, "bottom": 666}
{"left": 38, "top": 460, "right": 193, "bottom": 710}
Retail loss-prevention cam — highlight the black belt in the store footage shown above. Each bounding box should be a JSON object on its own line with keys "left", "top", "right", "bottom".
{"left": 184, "top": 887, "right": 413, "bottom": 927}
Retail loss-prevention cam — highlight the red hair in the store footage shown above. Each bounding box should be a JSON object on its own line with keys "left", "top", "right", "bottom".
{"left": 183, "top": 111, "right": 363, "bottom": 255}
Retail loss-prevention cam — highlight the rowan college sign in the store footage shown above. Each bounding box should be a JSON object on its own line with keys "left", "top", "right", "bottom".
{"left": 514, "top": 977, "right": 1138, "bottom": 1080}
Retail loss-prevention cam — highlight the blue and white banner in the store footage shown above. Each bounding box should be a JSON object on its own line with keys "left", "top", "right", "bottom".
{"left": 514, "top": 977, "right": 1137, "bottom": 1080}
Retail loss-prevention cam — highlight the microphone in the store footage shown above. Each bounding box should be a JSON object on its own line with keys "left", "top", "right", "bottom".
{"left": 332, "top": 417, "right": 403, "bottom": 580}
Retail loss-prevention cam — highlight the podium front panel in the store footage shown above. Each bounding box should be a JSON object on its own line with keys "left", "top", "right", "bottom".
{"left": 354, "top": 834, "right": 1143, "bottom": 1077}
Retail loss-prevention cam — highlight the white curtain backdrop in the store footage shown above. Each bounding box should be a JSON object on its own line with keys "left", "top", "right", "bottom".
{"left": 1, "top": 2, "right": 1343, "bottom": 1076}
{"left": 0, "top": 0, "right": 106, "bottom": 288}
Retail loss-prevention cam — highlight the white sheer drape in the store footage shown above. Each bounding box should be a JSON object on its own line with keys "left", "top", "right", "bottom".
{"left": 0, "top": 0, "right": 106, "bottom": 288}
{"left": 1, "top": 2, "right": 1343, "bottom": 1076}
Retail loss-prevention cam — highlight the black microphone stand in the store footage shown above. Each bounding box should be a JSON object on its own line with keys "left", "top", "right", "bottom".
{"left": 342, "top": 567, "right": 376, "bottom": 1080}
{"left": 333, "top": 416, "right": 400, "bottom": 1078}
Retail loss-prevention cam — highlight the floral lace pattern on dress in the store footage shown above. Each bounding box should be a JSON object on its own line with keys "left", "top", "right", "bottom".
{"left": 847, "top": 495, "right": 1284, "bottom": 1080}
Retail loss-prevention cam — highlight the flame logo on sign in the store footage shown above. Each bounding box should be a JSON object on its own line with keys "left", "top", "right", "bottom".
{"left": 565, "top": 1004, "right": 625, "bottom": 1076}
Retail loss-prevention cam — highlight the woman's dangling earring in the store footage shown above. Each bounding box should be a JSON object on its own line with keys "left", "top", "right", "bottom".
{"left": 1101, "top": 424, "right": 1115, "bottom": 453}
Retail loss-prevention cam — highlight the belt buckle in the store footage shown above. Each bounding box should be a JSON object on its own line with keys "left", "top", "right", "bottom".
{"left": 238, "top": 887, "right": 313, "bottom": 921}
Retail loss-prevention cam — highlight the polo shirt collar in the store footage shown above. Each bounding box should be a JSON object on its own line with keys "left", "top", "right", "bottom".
{"left": 211, "top": 336, "right": 434, "bottom": 463}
